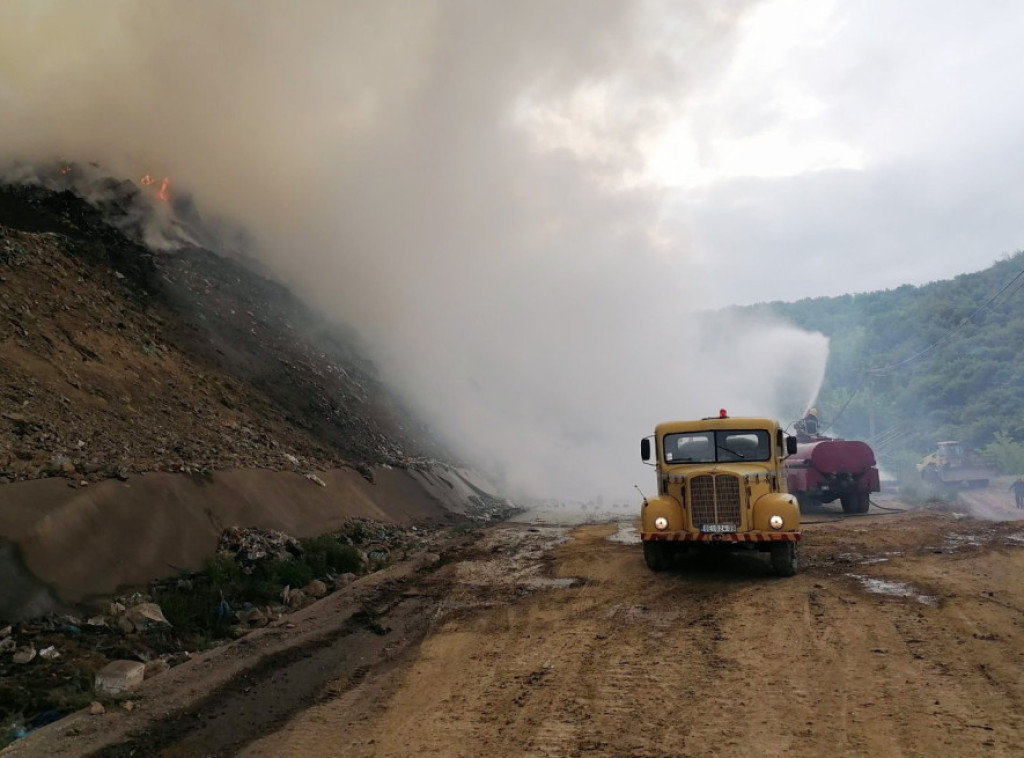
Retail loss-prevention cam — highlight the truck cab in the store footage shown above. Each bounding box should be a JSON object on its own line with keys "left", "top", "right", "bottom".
{"left": 639, "top": 412, "right": 801, "bottom": 576}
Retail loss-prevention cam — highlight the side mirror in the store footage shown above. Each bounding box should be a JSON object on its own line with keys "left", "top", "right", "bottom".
{"left": 786, "top": 435, "right": 798, "bottom": 456}
{"left": 640, "top": 437, "right": 652, "bottom": 462}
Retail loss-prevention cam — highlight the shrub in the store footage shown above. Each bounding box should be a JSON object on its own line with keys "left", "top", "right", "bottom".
{"left": 300, "top": 535, "right": 363, "bottom": 575}
{"left": 271, "top": 558, "right": 314, "bottom": 589}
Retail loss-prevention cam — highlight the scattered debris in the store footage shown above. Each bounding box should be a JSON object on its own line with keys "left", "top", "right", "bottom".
{"left": 218, "top": 526, "right": 301, "bottom": 573}
{"left": 304, "top": 472, "right": 327, "bottom": 487}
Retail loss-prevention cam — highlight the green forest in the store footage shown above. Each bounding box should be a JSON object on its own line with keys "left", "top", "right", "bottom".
{"left": 746, "top": 250, "right": 1024, "bottom": 475}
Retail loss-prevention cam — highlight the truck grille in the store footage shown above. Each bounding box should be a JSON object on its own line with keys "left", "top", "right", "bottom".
{"left": 689, "top": 474, "right": 742, "bottom": 526}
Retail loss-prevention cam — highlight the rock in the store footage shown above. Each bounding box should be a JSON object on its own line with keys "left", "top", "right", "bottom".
{"left": 13, "top": 646, "right": 37, "bottom": 664}
{"left": 356, "top": 463, "right": 375, "bottom": 483}
{"left": 0, "top": 625, "right": 11, "bottom": 638}
{"left": 116, "top": 615, "right": 135, "bottom": 634}
{"left": 143, "top": 659, "right": 170, "bottom": 679}
{"left": 303, "top": 579, "right": 328, "bottom": 598}
{"left": 95, "top": 660, "right": 146, "bottom": 696}
{"left": 126, "top": 602, "right": 171, "bottom": 631}
{"left": 0, "top": 637, "right": 16, "bottom": 654}
{"left": 86, "top": 615, "right": 108, "bottom": 627}
{"left": 39, "top": 645, "right": 60, "bottom": 660}
{"left": 338, "top": 572, "right": 357, "bottom": 586}
{"left": 109, "top": 601, "right": 126, "bottom": 616}
{"left": 120, "top": 700, "right": 135, "bottom": 712}
{"left": 421, "top": 552, "right": 441, "bottom": 566}
{"left": 286, "top": 589, "right": 308, "bottom": 609}
{"left": 237, "top": 608, "right": 268, "bottom": 627}
{"left": 89, "top": 701, "right": 106, "bottom": 716}
{"left": 304, "top": 472, "right": 326, "bottom": 487}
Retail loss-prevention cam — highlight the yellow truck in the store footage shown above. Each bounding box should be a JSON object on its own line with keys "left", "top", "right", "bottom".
{"left": 639, "top": 411, "right": 802, "bottom": 576}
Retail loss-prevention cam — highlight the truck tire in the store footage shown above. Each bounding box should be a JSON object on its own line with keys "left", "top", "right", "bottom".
{"left": 839, "top": 492, "right": 870, "bottom": 514}
{"left": 643, "top": 541, "right": 672, "bottom": 572}
{"left": 770, "top": 542, "right": 798, "bottom": 577}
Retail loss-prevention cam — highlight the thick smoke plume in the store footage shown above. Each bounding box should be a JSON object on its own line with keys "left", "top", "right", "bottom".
{"left": 0, "top": 1, "right": 828, "bottom": 502}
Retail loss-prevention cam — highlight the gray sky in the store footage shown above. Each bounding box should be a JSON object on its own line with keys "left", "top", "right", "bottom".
{"left": 653, "top": 0, "right": 1024, "bottom": 303}
{"left": 0, "top": 1, "right": 1018, "bottom": 500}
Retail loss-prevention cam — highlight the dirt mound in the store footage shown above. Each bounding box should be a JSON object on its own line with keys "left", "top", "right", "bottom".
{"left": 0, "top": 181, "right": 445, "bottom": 486}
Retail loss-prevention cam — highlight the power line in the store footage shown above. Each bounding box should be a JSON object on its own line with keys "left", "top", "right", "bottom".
{"left": 819, "top": 373, "right": 867, "bottom": 434}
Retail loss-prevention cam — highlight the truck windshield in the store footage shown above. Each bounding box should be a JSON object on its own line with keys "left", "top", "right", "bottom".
{"left": 663, "top": 430, "right": 771, "bottom": 463}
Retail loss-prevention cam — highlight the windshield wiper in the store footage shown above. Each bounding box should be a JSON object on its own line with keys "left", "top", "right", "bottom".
{"left": 716, "top": 444, "right": 745, "bottom": 460}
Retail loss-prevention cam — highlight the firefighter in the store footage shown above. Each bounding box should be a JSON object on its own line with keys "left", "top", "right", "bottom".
{"left": 1010, "top": 477, "right": 1024, "bottom": 509}
{"left": 795, "top": 409, "right": 819, "bottom": 440}
{"left": 803, "top": 409, "right": 819, "bottom": 436}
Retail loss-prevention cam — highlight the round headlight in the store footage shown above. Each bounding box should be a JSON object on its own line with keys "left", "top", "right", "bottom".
{"left": 769, "top": 515, "right": 784, "bottom": 530}
{"left": 654, "top": 516, "right": 669, "bottom": 530}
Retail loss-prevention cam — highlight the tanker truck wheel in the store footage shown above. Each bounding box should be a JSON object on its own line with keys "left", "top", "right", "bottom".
{"left": 643, "top": 541, "right": 673, "bottom": 572}
{"left": 770, "top": 541, "right": 798, "bottom": 577}
{"left": 840, "top": 492, "right": 870, "bottom": 514}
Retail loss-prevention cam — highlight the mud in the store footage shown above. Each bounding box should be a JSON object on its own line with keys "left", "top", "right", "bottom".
{"left": 8, "top": 505, "right": 1024, "bottom": 757}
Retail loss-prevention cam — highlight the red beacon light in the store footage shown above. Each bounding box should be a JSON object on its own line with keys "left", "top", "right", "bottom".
{"left": 719, "top": 408, "right": 728, "bottom": 418}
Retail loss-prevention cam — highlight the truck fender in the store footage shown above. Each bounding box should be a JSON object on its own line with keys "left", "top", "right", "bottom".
{"left": 751, "top": 492, "right": 800, "bottom": 532}
{"left": 640, "top": 495, "right": 684, "bottom": 534}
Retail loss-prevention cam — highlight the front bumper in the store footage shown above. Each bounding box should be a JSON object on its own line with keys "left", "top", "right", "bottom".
{"left": 641, "top": 531, "right": 801, "bottom": 543}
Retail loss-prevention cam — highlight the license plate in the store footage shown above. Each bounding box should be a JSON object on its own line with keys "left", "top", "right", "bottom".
{"left": 700, "top": 524, "right": 736, "bottom": 533}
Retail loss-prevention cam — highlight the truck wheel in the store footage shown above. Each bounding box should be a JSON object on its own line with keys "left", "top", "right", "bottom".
{"left": 643, "top": 541, "right": 672, "bottom": 572}
{"left": 770, "top": 542, "right": 798, "bottom": 577}
{"left": 856, "top": 492, "right": 870, "bottom": 514}
{"left": 840, "top": 494, "right": 855, "bottom": 514}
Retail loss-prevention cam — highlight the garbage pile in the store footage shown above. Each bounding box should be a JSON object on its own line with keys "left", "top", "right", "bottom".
{"left": 217, "top": 526, "right": 302, "bottom": 574}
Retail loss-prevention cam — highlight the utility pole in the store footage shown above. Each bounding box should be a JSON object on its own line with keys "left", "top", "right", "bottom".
{"left": 867, "top": 373, "right": 877, "bottom": 444}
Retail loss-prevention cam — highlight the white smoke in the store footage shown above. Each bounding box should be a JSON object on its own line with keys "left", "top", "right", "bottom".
{"left": 0, "top": 0, "right": 829, "bottom": 501}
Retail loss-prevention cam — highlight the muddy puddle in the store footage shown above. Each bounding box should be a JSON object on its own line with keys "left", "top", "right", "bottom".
{"left": 848, "top": 574, "right": 938, "bottom": 605}
{"left": 450, "top": 526, "right": 581, "bottom": 594}
{"left": 605, "top": 522, "right": 640, "bottom": 545}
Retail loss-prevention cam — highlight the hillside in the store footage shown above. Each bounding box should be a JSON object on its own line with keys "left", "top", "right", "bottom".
{"left": 751, "top": 252, "right": 1024, "bottom": 459}
{"left": 0, "top": 180, "right": 444, "bottom": 486}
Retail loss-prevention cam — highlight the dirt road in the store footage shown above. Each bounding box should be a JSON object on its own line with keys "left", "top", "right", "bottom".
{"left": 9, "top": 503, "right": 1024, "bottom": 758}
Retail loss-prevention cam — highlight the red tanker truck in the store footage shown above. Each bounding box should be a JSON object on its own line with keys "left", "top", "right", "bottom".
{"left": 784, "top": 415, "right": 880, "bottom": 513}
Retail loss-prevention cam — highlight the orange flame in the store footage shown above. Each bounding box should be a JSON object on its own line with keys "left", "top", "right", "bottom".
{"left": 139, "top": 174, "right": 171, "bottom": 203}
